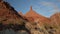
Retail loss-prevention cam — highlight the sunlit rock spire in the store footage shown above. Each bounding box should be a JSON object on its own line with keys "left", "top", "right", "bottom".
{"left": 30, "top": 6, "right": 33, "bottom": 11}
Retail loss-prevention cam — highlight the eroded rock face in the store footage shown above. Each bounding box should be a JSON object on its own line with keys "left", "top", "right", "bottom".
{"left": 50, "top": 13, "right": 60, "bottom": 26}
{"left": 0, "top": 1, "right": 30, "bottom": 34}
{"left": 0, "top": 0, "right": 25, "bottom": 25}
{"left": 50, "top": 13, "right": 60, "bottom": 34}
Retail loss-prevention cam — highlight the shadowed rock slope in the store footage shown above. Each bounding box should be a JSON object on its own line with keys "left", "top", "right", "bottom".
{"left": 0, "top": 0, "right": 25, "bottom": 25}
{"left": 0, "top": 0, "right": 31, "bottom": 34}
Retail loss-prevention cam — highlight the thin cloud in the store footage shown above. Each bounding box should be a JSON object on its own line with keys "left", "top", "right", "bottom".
{"left": 40, "top": 1, "right": 60, "bottom": 13}
{"left": 40, "top": 2, "right": 53, "bottom": 6}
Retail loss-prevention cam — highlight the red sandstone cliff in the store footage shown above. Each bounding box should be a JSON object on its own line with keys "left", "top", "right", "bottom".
{"left": 0, "top": 1, "right": 24, "bottom": 25}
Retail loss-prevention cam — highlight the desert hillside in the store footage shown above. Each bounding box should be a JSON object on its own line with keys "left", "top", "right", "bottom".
{"left": 0, "top": 0, "right": 25, "bottom": 25}
{"left": 0, "top": 0, "right": 60, "bottom": 34}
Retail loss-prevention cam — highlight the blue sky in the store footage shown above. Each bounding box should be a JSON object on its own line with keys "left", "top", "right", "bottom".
{"left": 4, "top": 0, "right": 60, "bottom": 17}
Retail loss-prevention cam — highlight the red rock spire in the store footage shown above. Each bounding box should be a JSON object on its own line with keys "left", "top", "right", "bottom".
{"left": 30, "top": 6, "right": 33, "bottom": 11}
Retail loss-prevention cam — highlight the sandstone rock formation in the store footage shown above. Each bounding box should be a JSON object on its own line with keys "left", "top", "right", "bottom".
{"left": 50, "top": 12, "right": 60, "bottom": 26}
{"left": 0, "top": 0, "right": 25, "bottom": 25}
{"left": 0, "top": 1, "right": 30, "bottom": 34}
{"left": 50, "top": 12, "right": 60, "bottom": 34}
{"left": 0, "top": 0, "right": 60, "bottom": 34}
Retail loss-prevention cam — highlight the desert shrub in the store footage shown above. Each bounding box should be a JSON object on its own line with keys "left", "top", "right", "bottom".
{"left": 43, "top": 23, "right": 58, "bottom": 34}
{"left": 8, "top": 23, "right": 14, "bottom": 29}
{"left": 0, "top": 22, "right": 3, "bottom": 27}
{"left": 0, "top": 22, "right": 3, "bottom": 31}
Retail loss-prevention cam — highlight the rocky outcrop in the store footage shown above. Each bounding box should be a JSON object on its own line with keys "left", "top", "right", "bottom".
{"left": 50, "top": 12, "right": 60, "bottom": 26}
{"left": 50, "top": 12, "right": 60, "bottom": 34}
{"left": 0, "top": 0, "right": 25, "bottom": 25}
{"left": 0, "top": 1, "right": 30, "bottom": 34}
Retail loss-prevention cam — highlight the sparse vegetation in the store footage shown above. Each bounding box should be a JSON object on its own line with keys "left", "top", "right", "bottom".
{"left": 0, "top": 0, "right": 60, "bottom": 34}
